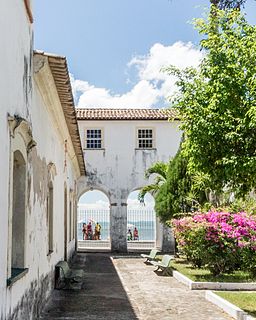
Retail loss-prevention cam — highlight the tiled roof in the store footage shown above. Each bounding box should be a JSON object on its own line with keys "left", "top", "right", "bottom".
{"left": 76, "top": 108, "right": 179, "bottom": 121}
{"left": 34, "top": 50, "right": 86, "bottom": 176}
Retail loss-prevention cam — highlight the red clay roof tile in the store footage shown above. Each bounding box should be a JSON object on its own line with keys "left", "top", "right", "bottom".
{"left": 76, "top": 108, "right": 179, "bottom": 121}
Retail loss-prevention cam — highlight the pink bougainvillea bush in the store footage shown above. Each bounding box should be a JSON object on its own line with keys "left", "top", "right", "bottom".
{"left": 171, "top": 211, "right": 256, "bottom": 276}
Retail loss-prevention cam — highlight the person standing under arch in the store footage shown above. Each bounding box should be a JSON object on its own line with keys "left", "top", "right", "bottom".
{"left": 82, "top": 223, "right": 87, "bottom": 240}
{"left": 133, "top": 227, "right": 139, "bottom": 240}
{"left": 94, "top": 222, "right": 101, "bottom": 240}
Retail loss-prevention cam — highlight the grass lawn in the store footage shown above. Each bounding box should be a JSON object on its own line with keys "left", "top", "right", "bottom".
{"left": 167, "top": 258, "right": 256, "bottom": 283}
{"left": 215, "top": 291, "right": 256, "bottom": 317}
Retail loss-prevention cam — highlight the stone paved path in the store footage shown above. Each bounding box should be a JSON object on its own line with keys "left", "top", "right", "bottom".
{"left": 113, "top": 257, "right": 232, "bottom": 320}
{"left": 40, "top": 253, "right": 137, "bottom": 320}
{"left": 40, "top": 253, "right": 233, "bottom": 320}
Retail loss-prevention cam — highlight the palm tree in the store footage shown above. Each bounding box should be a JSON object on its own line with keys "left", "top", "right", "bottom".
{"left": 138, "top": 161, "right": 169, "bottom": 203}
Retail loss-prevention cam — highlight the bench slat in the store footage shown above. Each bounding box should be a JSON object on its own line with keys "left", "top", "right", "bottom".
{"left": 150, "top": 255, "right": 173, "bottom": 275}
{"left": 55, "top": 261, "right": 84, "bottom": 289}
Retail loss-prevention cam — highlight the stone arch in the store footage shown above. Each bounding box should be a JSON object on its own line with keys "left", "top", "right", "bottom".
{"left": 8, "top": 115, "right": 36, "bottom": 153}
{"left": 7, "top": 116, "right": 36, "bottom": 278}
{"left": 77, "top": 188, "right": 111, "bottom": 250}
{"left": 126, "top": 188, "right": 156, "bottom": 250}
{"left": 126, "top": 187, "right": 156, "bottom": 205}
{"left": 47, "top": 162, "right": 57, "bottom": 181}
{"left": 78, "top": 184, "right": 112, "bottom": 204}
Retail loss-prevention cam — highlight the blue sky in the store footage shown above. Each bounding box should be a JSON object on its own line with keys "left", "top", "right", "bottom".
{"left": 34, "top": 1, "right": 256, "bottom": 109}
{"left": 34, "top": 1, "right": 256, "bottom": 204}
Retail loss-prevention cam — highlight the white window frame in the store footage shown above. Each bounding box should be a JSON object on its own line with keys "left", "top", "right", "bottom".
{"left": 7, "top": 118, "right": 33, "bottom": 282}
{"left": 136, "top": 127, "right": 155, "bottom": 149}
{"left": 85, "top": 128, "right": 104, "bottom": 149}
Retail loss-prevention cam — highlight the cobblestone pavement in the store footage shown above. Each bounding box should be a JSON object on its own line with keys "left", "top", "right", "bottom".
{"left": 112, "top": 257, "right": 233, "bottom": 320}
{"left": 40, "top": 253, "right": 233, "bottom": 320}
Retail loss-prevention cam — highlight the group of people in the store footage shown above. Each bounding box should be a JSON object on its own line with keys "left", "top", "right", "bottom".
{"left": 127, "top": 227, "right": 139, "bottom": 241}
{"left": 82, "top": 222, "right": 139, "bottom": 241}
{"left": 82, "top": 221, "right": 101, "bottom": 240}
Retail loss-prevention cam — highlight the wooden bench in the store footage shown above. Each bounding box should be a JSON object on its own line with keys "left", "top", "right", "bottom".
{"left": 55, "top": 261, "right": 84, "bottom": 289}
{"left": 141, "top": 249, "right": 160, "bottom": 262}
{"left": 150, "top": 254, "right": 173, "bottom": 275}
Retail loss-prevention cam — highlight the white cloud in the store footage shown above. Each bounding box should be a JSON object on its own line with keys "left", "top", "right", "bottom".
{"left": 78, "top": 200, "right": 109, "bottom": 209}
{"left": 74, "top": 79, "right": 159, "bottom": 109}
{"left": 78, "top": 198, "right": 154, "bottom": 210}
{"left": 127, "top": 198, "right": 155, "bottom": 209}
{"left": 71, "top": 41, "right": 203, "bottom": 109}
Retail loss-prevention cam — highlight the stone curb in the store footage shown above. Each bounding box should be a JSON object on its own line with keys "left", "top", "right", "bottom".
{"left": 172, "top": 270, "right": 256, "bottom": 290}
{"left": 205, "top": 291, "right": 256, "bottom": 320}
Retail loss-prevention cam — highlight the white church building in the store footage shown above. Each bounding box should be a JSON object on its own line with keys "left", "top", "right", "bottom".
{"left": 77, "top": 108, "right": 182, "bottom": 252}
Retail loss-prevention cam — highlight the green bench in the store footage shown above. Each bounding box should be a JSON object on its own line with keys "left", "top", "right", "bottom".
{"left": 141, "top": 248, "right": 160, "bottom": 262}
{"left": 150, "top": 254, "right": 173, "bottom": 275}
{"left": 55, "top": 261, "right": 84, "bottom": 289}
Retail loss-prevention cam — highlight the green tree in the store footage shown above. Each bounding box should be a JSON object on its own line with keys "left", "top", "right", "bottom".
{"left": 166, "top": 9, "right": 256, "bottom": 197}
{"left": 138, "top": 161, "right": 168, "bottom": 203}
{"left": 139, "top": 146, "right": 201, "bottom": 222}
{"left": 155, "top": 150, "right": 192, "bottom": 222}
{"left": 211, "top": 0, "right": 248, "bottom": 9}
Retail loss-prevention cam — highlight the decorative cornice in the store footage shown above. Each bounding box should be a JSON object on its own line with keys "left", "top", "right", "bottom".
{"left": 8, "top": 114, "right": 37, "bottom": 152}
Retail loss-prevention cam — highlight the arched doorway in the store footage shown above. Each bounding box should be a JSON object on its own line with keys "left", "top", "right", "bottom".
{"left": 77, "top": 190, "right": 110, "bottom": 251}
{"left": 127, "top": 190, "right": 156, "bottom": 252}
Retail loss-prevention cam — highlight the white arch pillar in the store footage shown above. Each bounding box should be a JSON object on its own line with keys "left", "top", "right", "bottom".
{"left": 110, "top": 201, "right": 127, "bottom": 253}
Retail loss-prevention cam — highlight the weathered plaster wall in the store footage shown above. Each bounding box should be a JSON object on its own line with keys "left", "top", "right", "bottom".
{"left": 0, "top": 1, "right": 33, "bottom": 318}
{"left": 1, "top": 85, "right": 78, "bottom": 320}
{"left": 0, "top": 2, "right": 80, "bottom": 319}
{"left": 77, "top": 120, "right": 182, "bottom": 252}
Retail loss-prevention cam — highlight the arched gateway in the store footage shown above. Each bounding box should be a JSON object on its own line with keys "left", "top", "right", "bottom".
{"left": 77, "top": 189, "right": 111, "bottom": 251}
{"left": 77, "top": 108, "right": 182, "bottom": 253}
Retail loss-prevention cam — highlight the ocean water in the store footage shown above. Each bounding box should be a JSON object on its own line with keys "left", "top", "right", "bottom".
{"left": 77, "top": 221, "right": 155, "bottom": 241}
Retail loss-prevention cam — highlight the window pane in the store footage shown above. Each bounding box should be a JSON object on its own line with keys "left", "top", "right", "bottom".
{"left": 138, "top": 129, "right": 153, "bottom": 148}
{"left": 86, "top": 129, "right": 102, "bottom": 149}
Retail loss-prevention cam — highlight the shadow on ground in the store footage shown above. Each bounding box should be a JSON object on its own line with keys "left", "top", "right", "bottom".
{"left": 40, "top": 253, "right": 138, "bottom": 320}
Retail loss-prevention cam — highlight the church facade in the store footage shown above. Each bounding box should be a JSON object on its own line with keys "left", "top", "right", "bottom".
{"left": 77, "top": 108, "right": 182, "bottom": 252}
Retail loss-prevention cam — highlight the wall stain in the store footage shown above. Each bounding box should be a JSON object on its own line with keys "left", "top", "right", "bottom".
{"left": 29, "top": 148, "right": 48, "bottom": 206}
{"left": 86, "top": 164, "right": 102, "bottom": 187}
{"left": 6, "top": 272, "right": 53, "bottom": 320}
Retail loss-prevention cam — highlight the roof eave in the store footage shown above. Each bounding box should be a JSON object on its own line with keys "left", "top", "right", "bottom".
{"left": 34, "top": 50, "right": 86, "bottom": 176}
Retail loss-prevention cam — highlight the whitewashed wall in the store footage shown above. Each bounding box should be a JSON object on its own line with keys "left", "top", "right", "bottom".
{"left": 0, "top": 0, "right": 33, "bottom": 318}
{"left": 0, "top": 1, "right": 81, "bottom": 319}
{"left": 78, "top": 119, "right": 182, "bottom": 251}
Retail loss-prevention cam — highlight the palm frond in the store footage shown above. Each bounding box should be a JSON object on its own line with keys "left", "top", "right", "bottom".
{"left": 145, "top": 162, "right": 168, "bottom": 180}
{"left": 138, "top": 184, "right": 160, "bottom": 203}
